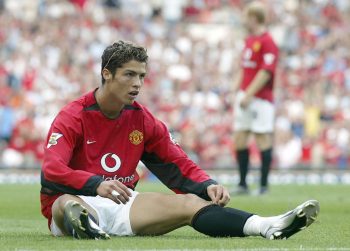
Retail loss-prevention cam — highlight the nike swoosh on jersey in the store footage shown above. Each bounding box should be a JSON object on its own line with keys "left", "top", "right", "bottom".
{"left": 87, "top": 140, "right": 96, "bottom": 144}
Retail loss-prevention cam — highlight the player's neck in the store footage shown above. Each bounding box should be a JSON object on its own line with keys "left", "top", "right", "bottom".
{"left": 251, "top": 25, "right": 266, "bottom": 36}
{"left": 95, "top": 87, "right": 124, "bottom": 119}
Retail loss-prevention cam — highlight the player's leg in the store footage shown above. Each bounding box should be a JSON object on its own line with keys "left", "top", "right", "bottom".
{"left": 52, "top": 192, "right": 319, "bottom": 239}
{"left": 254, "top": 132, "right": 273, "bottom": 193}
{"left": 130, "top": 192, "right": 320, "bottom": 239}
{"left": 251, "top": 97, "right": 275, "bottom": 194}
{"left": 130, "top": 192, "right": 252, "bottom": 237}
{"left": 129, "top": 193, "right": 211, "bottom": 235}
{"left": 51, "top": 194, "right": 110, "bottom": 239}
{"left": 233, "top": 130, "right": 251, "bottom": 193}
{"left": 233, "top": 91, "right": 253, "bottom": 193}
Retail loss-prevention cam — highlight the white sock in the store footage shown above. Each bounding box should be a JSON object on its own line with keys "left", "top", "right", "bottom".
{"left": 243, "top": 215, "right": 264, "bottom": 236}
{"left": 243, "top": 215, "right": 280, "bottom": 236}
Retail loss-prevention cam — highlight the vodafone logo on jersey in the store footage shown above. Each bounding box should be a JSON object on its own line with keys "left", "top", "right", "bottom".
{"left": 100, "top": 153, "right": 121, "bottom": 172}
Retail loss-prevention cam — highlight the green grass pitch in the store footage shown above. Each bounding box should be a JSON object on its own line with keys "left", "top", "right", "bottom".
{"left": 0, "top": 182, "right": 349, "bottom": 250}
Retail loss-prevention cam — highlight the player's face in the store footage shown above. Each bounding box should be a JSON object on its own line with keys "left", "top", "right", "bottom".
{"left": 243, "top": 13, "right": 255, "bottom": 34}
{"left": 107, "top": 60, "right": 147, "bottom": 106}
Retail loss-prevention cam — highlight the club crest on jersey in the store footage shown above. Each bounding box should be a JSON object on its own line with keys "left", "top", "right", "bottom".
{"left": 129, "top": 130, "right": 143, "bottom": 145}
{"left": 252, "top": 41, "right": 261, "bottom": 52}
{"left": 47, "top": 133, "right": 63, "bottom": 148}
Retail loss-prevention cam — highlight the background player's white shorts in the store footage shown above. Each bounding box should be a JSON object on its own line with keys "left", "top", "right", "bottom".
{"left": 234, "top": 91, "right": 275, "bottom": 133}
{"left": 50, "top": 189, "right": 139, "bottom": 237}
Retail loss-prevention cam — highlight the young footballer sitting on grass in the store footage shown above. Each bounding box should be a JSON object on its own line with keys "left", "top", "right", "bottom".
{"left": 40, "top": 40, "right": 319, "bottom": 240}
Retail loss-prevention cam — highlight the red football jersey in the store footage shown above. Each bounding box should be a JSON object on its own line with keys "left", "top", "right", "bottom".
{"left": 40, "top": 90, "right": 217, "bottom": 224}
{"left": 240, "top": 32, "right": 279, "bottom": 102}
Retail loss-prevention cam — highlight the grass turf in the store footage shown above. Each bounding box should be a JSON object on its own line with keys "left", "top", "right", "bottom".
{"left": 0, "top": 182, "right": 349, "bottom": 250}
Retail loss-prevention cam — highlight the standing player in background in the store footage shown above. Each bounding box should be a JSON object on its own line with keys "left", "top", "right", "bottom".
{"left": 40, "top": 40, "right": 318, "bottom": 240}
{"left": 232, "top": 1, "right": 279, "bottom": 195}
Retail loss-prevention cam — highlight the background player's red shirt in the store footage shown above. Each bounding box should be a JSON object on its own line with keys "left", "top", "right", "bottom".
{"left": 40, "top": 90, "right": 217, "bottom": 224}
{"left": 240, "top": 32, "right": 279, "bottom": 102}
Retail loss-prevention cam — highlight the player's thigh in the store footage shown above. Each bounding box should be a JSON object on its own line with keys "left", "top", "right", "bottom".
{"left": 129, "top": 192, "right": 210, "bottom": 234}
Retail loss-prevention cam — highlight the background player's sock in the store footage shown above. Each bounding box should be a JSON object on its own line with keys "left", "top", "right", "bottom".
{"left": 260, "top": 148, "right": 272, "bottom": 188}
{"left": 236, "top": 148, "right": 249, "bottom": 188}
{"left": 191, "top": 204, "right": 252, "bottom": 237}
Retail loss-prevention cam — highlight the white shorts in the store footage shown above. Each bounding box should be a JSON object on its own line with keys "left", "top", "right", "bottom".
{"left": 50, "top": 189, "right": 139, "bottom": 237}
{"left": 234, "top": 91, "right": 275, "bottom": 133}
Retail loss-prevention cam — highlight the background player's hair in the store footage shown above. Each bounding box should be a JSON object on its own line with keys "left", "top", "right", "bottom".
{"left": 245, "top": 1, "right": 266, "bottom": 24}
{"left": 101, "top": 40, "right": 148, "bottom": 84}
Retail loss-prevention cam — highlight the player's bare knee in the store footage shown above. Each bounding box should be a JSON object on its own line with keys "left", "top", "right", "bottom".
{"left": 54, "top": 194, "right": 78, "bottom": 213}
{"left": 181, "top": 194, "right": 210, "bottom": 213}
{"left": 234, "top": 131, "right": 250, "bottom": 149}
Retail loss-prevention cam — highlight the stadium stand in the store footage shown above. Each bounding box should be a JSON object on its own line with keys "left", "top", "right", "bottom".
{"left": 0, "top": 0, "right": 349, "bottom": 171}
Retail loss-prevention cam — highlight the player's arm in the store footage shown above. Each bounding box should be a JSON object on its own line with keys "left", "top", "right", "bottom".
{"left": 241, "top": 36, "right": 278, "bottom": 107}
{"left": 141, "top": 108, "right": 228, "bottom": 205}
{"left": 231, "top": 69, "right": 243, "bottom": 93}
{"left": 41, "top": 111, "right": 103, "bottom": 196}
{"left": 243, "top": 69, "right": 271, "bottom": 99}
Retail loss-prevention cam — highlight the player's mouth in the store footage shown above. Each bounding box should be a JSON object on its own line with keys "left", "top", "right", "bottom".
{"left": 128, "top": 91, "right": 139, "bottom": 99}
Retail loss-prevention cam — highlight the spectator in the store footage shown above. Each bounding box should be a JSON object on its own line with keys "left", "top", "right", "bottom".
{"left": 0, "top": 0, "right": 349, "bottom": 170}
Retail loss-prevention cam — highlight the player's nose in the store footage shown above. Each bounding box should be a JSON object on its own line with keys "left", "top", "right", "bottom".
{"left": 133, "top": 76, "right": 143, "bottom": 88}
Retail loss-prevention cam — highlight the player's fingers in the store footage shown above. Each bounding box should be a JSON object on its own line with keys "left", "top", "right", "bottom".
{"left": 240, "top": 98, "right": 249, "bottom": 109}
{"left": 112, "top": 192, "right": 128, "bottom": 204}
{"left": 218, "top": 189, "right": 230, "bottom": 207}
{"left": 111, "top": 189, "right": 131, "bottom": 204}
{"left": 208, "top": 186, "right": 220, "bottom": 205}
{"left": 207, "top": 185, "right": 221, "bottom": 204}
{"left": 108, "top": 191, "right": 121, "bottom": 204}
{"left": 111, "top": 185, "right": 130, "bottom": 204}
{"left": 214, "top": 185, "right": 224, "bottom": 204}
{"left": 112, "top": 180, "right": 132, "bottom": 197}
{"left": 206, "top": 185, "right": 217, "bottom": 202}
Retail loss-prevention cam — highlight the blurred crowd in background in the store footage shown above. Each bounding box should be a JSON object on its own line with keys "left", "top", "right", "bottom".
{"left": 0, "top": 0, "right": 349, "bottom": 170}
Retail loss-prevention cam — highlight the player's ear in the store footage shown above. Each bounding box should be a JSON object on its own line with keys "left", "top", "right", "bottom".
{"left": 102, "top": 68, "right": 112, "bottom": 80}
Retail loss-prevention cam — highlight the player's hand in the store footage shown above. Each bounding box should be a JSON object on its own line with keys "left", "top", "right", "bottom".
{"left": 207, "top": 184, "right": 230, "bottom": 207}
{"left": 240, "top": 95, "right": 252, "bottom": 109}
{"left": 96, "top": 180, "right": 132, "bottom": 204}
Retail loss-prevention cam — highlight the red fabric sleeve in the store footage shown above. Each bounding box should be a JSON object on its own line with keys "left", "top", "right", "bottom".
{"left": 260, "top": 35, "right": 278, "bottom": 73}
{"left": 42, "top": 110, "right": 102, "bottom": 195}
{"left": 141, "top": 107, "right": 217, "bottom": 199}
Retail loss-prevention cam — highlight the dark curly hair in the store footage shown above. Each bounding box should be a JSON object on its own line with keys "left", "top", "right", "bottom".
{"left": 101, "top": 40, "right": 148, "bottom": 84}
